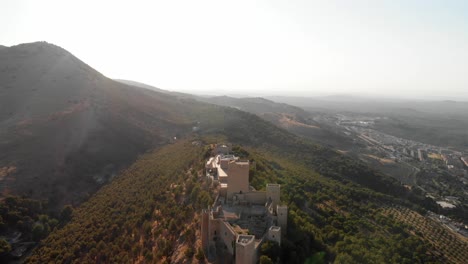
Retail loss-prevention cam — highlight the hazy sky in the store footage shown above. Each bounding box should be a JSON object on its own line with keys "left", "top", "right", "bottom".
{"left": 1, "top": 0, "right": 468, "bottom": 99}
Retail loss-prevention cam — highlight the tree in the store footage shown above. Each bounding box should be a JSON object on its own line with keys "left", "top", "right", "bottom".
{"left": 334, "top": 253, "right": 355, "bottom": 264}
{"left": 184, "top": 247, "right": 194, "bottom": 258}
{"left": 195, "top": 247, "right": 204, "bottom": 260}
{"left": 259, "top": 255, "right": 273, "bottom": 264}
{"left": 60, "top": 205, "right": 73, "bottom": 222}
{"left": 261, "top": 241, "right": 280, "bottom": 261}
{"left": 0, "top": 238, "right": 11, "bottom": 254}
{"left": 32, "top": 223, "right": 45, "bottom": 241}
{"left": 0, "top": 216, "right": 6, "bottom": 231}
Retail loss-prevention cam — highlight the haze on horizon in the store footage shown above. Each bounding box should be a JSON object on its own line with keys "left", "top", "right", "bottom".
{"left": 1, "top": 0, "right": 468, "bottom": 100}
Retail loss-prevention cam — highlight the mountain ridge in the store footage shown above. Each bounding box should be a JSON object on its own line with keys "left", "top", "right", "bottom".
{"left": 0, "top": 42, "right": 198, "bottom": 205}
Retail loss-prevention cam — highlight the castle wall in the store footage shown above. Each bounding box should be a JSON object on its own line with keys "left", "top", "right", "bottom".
{"left": 266, "top": 184, "right": 281, "bottom": 208}
{"left": 219, "top": 184, "right": 228, "bottom": 201}
{"left": 220, "top": 159, "right": 229, "bottom": 170}
{"left": 235, "top": 235, "right": 256, "bottom": 264}
{"left": 201, "top": 210, "right": 210, "bottom": 253}
{"left": 267, "top": 226, "right": 281, "bottom": 246}
{"left": 218, "top": 167, "right": 228, "bottom": 184}
{"left": 219, "top": 221, "right": 237, "bottom": 255}
{"left": 208, "top": 217, "right": 220, "bottom": 244}
{"left": 227, "top": 161, "right": 250, "bottom": 199}
{"left": 277, "top": 205, "right": 288, "bottom": 234}
{"left": 244, "top": 191, "right": 267, "bottom": 205}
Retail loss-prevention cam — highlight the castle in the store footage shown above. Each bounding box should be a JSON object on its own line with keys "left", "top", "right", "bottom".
{"left": 201, "top": 144, "right": 287, "bottom": 264}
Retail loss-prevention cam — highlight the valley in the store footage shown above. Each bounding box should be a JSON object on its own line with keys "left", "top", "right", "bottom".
{"left": 307, "top": 111, "right": 467, "bottom": 224}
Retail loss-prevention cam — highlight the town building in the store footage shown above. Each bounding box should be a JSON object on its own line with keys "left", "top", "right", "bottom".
{"left": 418, "top": 149, "right": 427, "bottom": 161}
{"left": 461, "top": 156, "right": 468, "bottom": 168}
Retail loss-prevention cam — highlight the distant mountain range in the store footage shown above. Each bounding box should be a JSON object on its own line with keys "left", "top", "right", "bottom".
{"left": 265, "top": 95, "right": 468, "bottom": 114}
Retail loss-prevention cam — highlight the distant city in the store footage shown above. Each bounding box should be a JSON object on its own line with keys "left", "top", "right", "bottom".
{"left": 333, "top": 113, "right": 468, "bottom": 237}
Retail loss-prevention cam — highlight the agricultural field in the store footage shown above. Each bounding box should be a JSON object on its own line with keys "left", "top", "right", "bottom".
{"left": 383, "top": 206, "right": 468, "bottom": 264}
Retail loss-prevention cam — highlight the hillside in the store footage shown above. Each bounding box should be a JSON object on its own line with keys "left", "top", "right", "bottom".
{"left": 112, "top": 82, "right": 362, "bottom": 152}
{"left": 114, "top": 79, "right": 165, "bottom": 93}
{"left": 0, "top": 42, "right": 216, "bottom": 206}
{"left": 197, "top": 95, "right": 355, "bottom": 149}
{"left": 109, "top": 81, "right": 355, "bottom": 149}
{"left": 373, "top": 113, "right": 468, "bottom": 151}
{"left": 114, "top": 79, "right": 197, "bottom": 99}
{"left": 28, "top": 134, "right": 465, "bottom": 263}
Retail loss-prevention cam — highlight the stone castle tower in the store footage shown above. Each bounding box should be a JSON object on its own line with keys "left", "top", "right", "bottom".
{"left": 277, "top": 205, "right": 288, "bottom": 234}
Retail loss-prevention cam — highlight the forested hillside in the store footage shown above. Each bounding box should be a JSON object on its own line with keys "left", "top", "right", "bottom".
{"left": 28, "top": 140, "right": 210, "bottom": 263}
{"left": 26, "top": 106, "right": 464, "bottom": 263}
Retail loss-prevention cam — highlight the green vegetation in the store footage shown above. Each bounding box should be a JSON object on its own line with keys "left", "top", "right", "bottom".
{"left": 415, "top": 168, "right": 467, "bottom": 221}
{"left": 0, "top": 196, "right": 64, "bottom": 259}
{"left": 238, "top": 145, "right": 439, "bottom": 263}
{"left": 260, "top": 240, "right": 281, "bottom": 263}
{"left": 305, "top": 251, "right": 326, "bottom": 264}
{"left": 28, "top": 140, "right": 209, "bottom": 263}
{"left": 0, "top": 238, "right": 11, "bottom": 255}
{"left": 384, "top": 206, "right": 468, "bottom": 264}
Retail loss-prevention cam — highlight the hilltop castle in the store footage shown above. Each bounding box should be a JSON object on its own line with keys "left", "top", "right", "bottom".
{"left": 201, "top": 144, "right": 287, "bottom": 264}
